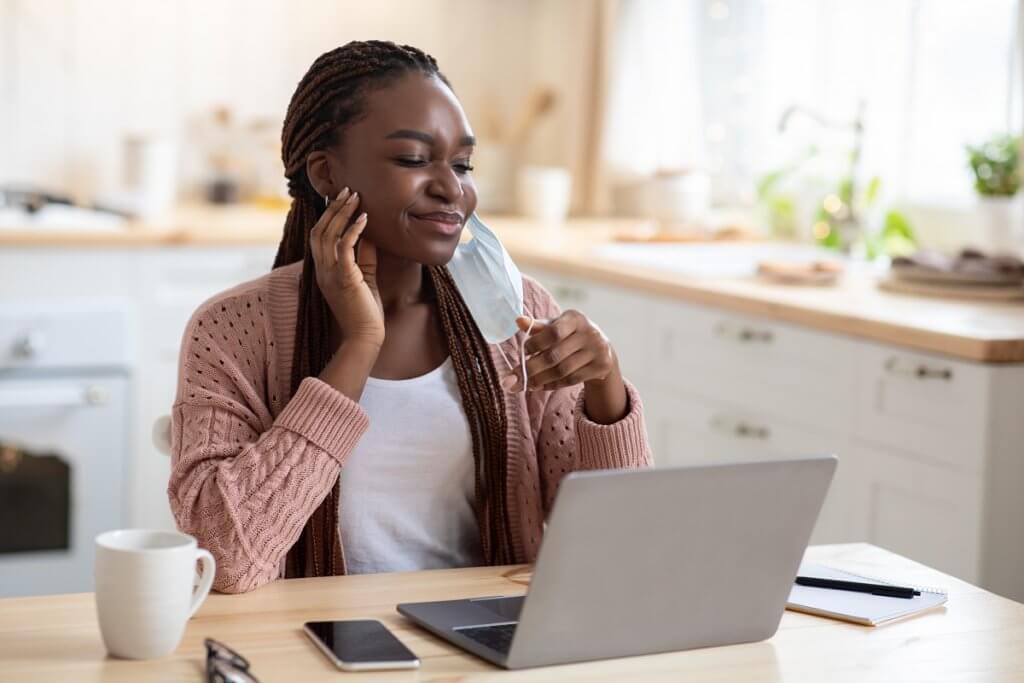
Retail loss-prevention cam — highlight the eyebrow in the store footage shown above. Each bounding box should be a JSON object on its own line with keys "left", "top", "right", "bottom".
{"left": 384, "top": 129, "right": 476, "bottom": 147}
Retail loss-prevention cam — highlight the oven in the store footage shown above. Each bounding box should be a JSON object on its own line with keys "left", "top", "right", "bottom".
{"left": 0, "top": 300, "right": 131, "bottom": 597}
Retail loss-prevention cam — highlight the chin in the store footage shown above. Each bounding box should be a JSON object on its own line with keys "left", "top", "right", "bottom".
{"left": 421, "top": 241, "right": 460, "bottom": 267}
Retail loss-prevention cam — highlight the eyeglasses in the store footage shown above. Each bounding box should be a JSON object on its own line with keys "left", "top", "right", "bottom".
{"left": 205, "top": 638, "right": 261, "bottom": 683}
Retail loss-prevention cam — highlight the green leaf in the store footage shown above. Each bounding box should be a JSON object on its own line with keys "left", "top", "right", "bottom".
{"left": 966, "top": 134, "right": 1021, "bottom": 196}
{"left": 864, "top": 176, "right": 881, "bottom": 206}
{"left": 864, "top": 233, "right": 883, "bottom": 260}
{"left": 879, "top": 210, "right": 917, "bottom": 257}
{"left": 838, "top": 177, "right": 854, "bottom": 204}
{"left": 882, "top": 210, "right": 915, "bottom": 241}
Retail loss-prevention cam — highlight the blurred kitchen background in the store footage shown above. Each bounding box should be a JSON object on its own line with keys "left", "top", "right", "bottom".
{"left": 3, "top": 0, "right": 1024, "bottom": 600}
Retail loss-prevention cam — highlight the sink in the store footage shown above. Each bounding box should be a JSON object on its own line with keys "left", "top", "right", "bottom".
{"left": 595, "top": 242, "right": 843, "bottom": 278}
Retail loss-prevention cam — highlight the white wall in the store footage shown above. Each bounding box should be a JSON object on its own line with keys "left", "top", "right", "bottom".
{"left": 1, "top": 0, "right": 599, "bottom": 207}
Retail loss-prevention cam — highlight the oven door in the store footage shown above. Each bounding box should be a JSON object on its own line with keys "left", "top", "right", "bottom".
{"left": 0, "top": 373, "right": 128, "bottom": 597}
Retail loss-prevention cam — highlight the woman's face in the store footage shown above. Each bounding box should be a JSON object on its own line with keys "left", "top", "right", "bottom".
{"left": 309, "top": 73, "right": 478, "bottom": 266}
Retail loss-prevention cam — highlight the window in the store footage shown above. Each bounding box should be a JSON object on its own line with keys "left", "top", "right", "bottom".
{"left": 609, "top": 0, "right": 1020, "bottom": 209}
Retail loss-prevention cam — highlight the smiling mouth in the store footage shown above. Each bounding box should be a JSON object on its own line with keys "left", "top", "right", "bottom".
{"left": 411, "top": 212, "right": 465, "bottom": 236}
{"left": 412, "top": 212, "right": 464, "bottom": 224}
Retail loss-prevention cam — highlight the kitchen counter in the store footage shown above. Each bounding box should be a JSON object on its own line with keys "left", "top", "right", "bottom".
{"left": 3, "top": 544, "right": 1023, "bottom": 682}
{"left": 3, "top": 206, "right": 1023, "bottom": 362}
{"left": 0, "top": 204, "right": 287, "bottom": 246}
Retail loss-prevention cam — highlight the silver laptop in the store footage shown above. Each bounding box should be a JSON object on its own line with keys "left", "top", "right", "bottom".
{"left": 397, "top": 456, "right": 836, "bottom": 669}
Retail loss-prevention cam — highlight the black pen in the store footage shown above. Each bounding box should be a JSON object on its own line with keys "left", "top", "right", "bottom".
{"left": 795, "top": 576, "right": 920, "bottom": 599}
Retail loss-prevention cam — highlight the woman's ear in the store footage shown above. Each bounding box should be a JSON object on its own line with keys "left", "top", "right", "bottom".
{"left": 306, "top": 150, "right": 339, "bottom": 200}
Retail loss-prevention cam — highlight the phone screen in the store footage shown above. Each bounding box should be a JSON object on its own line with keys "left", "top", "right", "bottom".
{"left": 304, "top": 620, "right": 419, "bottom": 668}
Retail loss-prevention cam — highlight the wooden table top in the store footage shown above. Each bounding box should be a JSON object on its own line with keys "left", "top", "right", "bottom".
{"left": 2, "top": 543, "right": 1022, "bottom": 682}
{"left": 3, "top": 207, "right": 1024, "bottom": 362}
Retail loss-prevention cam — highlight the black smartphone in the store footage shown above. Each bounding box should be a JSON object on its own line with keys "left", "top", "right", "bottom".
{"left": 303, "top": 619, "right": 420, "bottom": 671}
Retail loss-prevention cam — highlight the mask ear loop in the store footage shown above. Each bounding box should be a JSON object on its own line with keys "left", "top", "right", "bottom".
{"left": 496, "top": 318, "right": 535, "bottom": 393}
{"left": 520, "top": 318, "right": 535, "bottom": 390}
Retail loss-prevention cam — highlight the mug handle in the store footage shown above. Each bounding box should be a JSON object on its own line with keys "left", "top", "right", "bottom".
{"left": 189, "top": 549, "right": 216, "bottom": 618}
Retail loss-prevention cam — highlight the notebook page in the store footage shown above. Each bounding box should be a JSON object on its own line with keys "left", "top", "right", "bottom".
{"left": 787, "top": 562, "right": 948, "bottom": 626}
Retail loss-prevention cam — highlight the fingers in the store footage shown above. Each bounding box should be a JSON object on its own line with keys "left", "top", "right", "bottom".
{"left": 524, "top": 331, "right": 585, "bottom": 378}
{"left": 311, "top": 188, "right": 359, "bottom": 265}
{"left": 326, "top": 190, "right": 361, "bottom": 264}
{"left": 311, "top": 187, "right": 350, "bottom": 268}
{"left": 528, "top": 349, "right": 598, "bottom": 389}
{"left": 523, "top": 311, "right": 581, "bottom": 356}
{"left": 502, "top": 310, "right": 613, "bottom": 393}
{"left": 337, "top": 213, "right": 368, "bottom": 285}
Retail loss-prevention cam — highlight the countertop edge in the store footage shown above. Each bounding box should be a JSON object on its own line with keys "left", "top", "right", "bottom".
{"left": 509, "top": 249, "right": 1024, "bottom": 365}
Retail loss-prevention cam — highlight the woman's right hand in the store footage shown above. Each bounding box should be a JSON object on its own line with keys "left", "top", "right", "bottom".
{"left": 310, "top": 187, "right": 384, "bottom": 350}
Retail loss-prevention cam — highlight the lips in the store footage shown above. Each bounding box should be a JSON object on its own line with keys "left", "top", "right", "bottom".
{"left": 411, "top": 211, "right": 465, "bottom": 236}
{"left": 412, "top": 212, "right": 464, "bottom": 224}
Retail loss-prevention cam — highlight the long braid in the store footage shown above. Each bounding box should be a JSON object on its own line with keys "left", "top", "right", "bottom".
{"left": 429, "top": 267, "right": 514, "bottom": 564}
{"left": 274, "top": 41, "right": 515, "bottom": 576}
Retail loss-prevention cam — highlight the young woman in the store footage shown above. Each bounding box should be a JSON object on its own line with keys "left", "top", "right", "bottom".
{"left": 168, "top": 40, "right": 651, "bottom": 594}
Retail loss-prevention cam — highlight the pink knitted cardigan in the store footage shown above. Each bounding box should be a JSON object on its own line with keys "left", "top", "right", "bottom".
{"left": 168, "top": 261, "right": 652, "bottom": 593}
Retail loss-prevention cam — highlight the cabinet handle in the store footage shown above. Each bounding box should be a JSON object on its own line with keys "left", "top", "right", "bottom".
{"left": 736, "top": 421, "right": 771, "bottom": 439}
{"left": 884, "top": 357, "right": 953, "bottom": 381}
{"left": 714, "top": 321, "right": 774, "bottom": 344}
{"left": 0, "top": 384, "right": 98, "bottom": 408}
{"left": 711, "top": 416, "right": 772, "bottom": 440}
{"left": 11, "top": 330, "right": 46, "bottom": 359}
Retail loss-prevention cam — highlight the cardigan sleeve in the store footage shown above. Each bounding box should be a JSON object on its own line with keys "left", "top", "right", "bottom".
{"left": 521, "top": 277, "right": 653, "bottom": 514}
{"left": 167, "top": 292, "right": 368, "bottom": 593}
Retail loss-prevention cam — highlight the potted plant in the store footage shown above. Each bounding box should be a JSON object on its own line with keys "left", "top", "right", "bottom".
{"left": 966, "top": 133, "right": 1022, "bottom": 254}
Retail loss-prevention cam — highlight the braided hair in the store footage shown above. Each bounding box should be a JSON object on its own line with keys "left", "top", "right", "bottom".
{"left": 275, "top": 40, "right": 515, "bottom": 577}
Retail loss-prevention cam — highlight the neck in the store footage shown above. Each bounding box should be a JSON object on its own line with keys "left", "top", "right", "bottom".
{"left": 375, "top": 251, "right": 429, "bottom": 312}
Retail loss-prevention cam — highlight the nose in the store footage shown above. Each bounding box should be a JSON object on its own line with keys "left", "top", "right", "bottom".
{"left": 425, "top": 162, "right": 464, "bottom": 204}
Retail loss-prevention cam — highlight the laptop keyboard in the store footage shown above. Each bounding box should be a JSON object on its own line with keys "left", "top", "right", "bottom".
{"left": 456, "top": 622, "right": 518, "bottom": 655}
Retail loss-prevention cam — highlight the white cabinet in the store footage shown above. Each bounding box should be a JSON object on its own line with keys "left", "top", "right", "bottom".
{"left": 525, "top": 266, "right": 1024, "bottom": 602}
{"left": 846, "top": 443, "right": 986, "bottom": 583}
{"left": 0, "top": 245, "right": 276, "bottom": 531}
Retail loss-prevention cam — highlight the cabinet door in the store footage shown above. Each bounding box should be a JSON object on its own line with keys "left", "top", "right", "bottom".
{"left": 855, "top": 344, "right": 990, "bottom": 473}
{"left": 653, "top": 301, "right": 860, "bottom": 434}
{"left": 643, "top": 388, "right": 858, "bottom": 545}
{"left": 847, "top": 443, "right": 984, "bottom": 583}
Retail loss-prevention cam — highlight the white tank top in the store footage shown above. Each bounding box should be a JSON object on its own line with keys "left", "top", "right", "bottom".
{"left": 338, "top": 357, "right": 482, "bottom": 574}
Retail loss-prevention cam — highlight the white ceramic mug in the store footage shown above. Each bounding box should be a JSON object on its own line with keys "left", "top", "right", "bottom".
{"left": 516, "top": 165, "right": 572, "bottom": 223}
{"left": 95, "top": 529, "right": 216, "bottom": 659}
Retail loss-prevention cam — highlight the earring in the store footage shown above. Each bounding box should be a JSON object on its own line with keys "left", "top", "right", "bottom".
{"left": 324, "top": 195, "right": 329, "bottom": 208}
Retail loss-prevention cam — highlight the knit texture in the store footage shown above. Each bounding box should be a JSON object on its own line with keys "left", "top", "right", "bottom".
{"left": 168, "top": 262, "right": 652, "bottom": 593}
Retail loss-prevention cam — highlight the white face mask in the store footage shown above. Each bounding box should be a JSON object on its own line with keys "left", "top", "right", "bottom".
{"left": 446, "top": 213, "right": 534, "bottom": 389}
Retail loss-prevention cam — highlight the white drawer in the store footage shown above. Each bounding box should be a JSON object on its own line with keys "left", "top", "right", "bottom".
{"left": 854, "top": 344, "right": 990, "bottom": 471}
{"left": 643, "top": 389, "right": 841, "bottom": 465}
{"left": 0, "top": 299, "right": 134, "bottom": 370}
{"left": 652, "top": 299, "right": 859, "bottom": 431}
{"left": 643, "top": 388, "right": 854, "bottom": 544}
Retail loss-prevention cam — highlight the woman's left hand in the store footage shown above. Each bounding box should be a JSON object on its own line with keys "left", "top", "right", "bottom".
{"left": 500, "top": 312, "right": 629, "bottom": 424}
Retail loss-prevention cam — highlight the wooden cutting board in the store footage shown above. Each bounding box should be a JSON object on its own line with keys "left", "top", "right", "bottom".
{"left": 879, "top": 276, "right": 1024, "bottom": 301}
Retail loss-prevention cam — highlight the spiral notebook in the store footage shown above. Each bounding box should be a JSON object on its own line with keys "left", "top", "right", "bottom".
{"left": 786, "top": 562, "right": 948, "bottom": 626}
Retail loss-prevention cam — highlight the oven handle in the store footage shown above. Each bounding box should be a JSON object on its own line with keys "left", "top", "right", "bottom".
{"left": 0, "top": 384, "right": 108, "bottom": 408}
